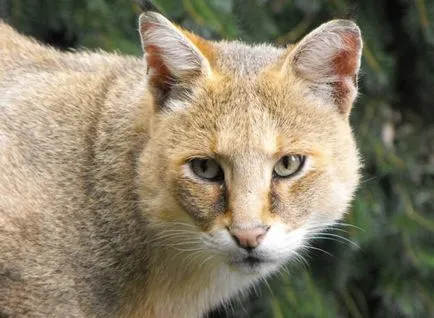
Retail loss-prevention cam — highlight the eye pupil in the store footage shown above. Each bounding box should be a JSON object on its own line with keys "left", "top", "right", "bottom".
{"left": 200, "top": 160, "right": 208, "bottom": 173}
{"left": 282, "top": 156, "right": 289, "bottom": 169}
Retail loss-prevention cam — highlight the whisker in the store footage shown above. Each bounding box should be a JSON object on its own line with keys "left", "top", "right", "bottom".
{"left": 156, "top": 240, "right": 202, "bottom": 246}
{"left": 144, "top": 231, "right": 198, "bottom": 244}
{"left": 334, "top": 222, "right": 365, "bottom": 232}
{"left": 308, "top": 233, "right": 360, "bottom": 249}
{"left": 163, "top": 246, "right": 208, "bottom": 253}
{"left": 279, "top": 264, "right": 290, "bottom": 276}
{"left": 304, "top": 245, "right": 334, "bottom": 257}
{"left": 151, "top": 229, "right": 198, "bottom": 236}
{"left": 198, "top": 254, "right": 216, "bottom": 270}
{"left": 291, "top": 251, "right": 311, "bottom": 269}
{"left": 251, "top": 281, "right": 261, "bottom": 297}
{"left": 184, "top": 250, "right": 206, "bottom": 268}
{"left": 359, "top": 175, "right": 378, "bottom": 185}
{"left": 306, "top": 227, "right": 351, "bottom": 235}
{"left": 260, "top": 277, "right": 273, "bottom": 296}
{"left": 163, "top": 221, "right": 197, "bottom": 229}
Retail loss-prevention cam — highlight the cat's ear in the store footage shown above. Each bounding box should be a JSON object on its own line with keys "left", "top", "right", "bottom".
{"left": 283, "top": 20, "right": 362, "bottom": 116}
{"left": 138, "top": 12, "right": 212, "bottom": 104}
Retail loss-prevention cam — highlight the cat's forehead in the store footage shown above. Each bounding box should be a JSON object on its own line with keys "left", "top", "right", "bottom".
{"left": 213, "top": 103, "right": 279, "bottom": 158}
{"left": 212, "top": 41, "right": 286, "bottom": 77}
{"left": 188, "top": 77, "right": 335, "bottom": 159}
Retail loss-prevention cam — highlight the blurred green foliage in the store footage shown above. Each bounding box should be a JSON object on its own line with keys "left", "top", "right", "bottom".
{"left": 1, "top": 0, "right": 433, "bottom": 317}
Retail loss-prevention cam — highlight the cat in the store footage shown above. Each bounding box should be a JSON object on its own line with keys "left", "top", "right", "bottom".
{"left": 0, "top": 10, "right": 362, "bottom": 318}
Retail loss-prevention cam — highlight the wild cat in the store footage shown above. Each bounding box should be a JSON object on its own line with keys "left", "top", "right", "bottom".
{"left": 0, "top": 9, "right": 362, "bottom": 318}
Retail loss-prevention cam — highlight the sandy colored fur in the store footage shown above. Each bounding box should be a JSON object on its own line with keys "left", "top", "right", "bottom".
{"left": 0, "top": 14, "right": 362, "bottom": 318}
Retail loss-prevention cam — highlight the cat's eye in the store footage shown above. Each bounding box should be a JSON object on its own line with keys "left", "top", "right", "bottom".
{"left": 190, "top": 158, "right": 224, "bottom": 182}
{"left": 273, "top": 155, "right": 305, "bottom": 178}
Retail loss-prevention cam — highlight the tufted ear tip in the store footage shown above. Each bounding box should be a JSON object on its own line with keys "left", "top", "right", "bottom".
{"left": 138, "top": 11, "right": 164, "bottom": 27}
{"left": 324, "top": 19, "right": 361, "bottom": 33}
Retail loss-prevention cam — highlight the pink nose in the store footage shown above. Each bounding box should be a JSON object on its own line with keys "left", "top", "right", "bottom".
{"left": 229, "top": 226, "right": 269, "bottom": 250}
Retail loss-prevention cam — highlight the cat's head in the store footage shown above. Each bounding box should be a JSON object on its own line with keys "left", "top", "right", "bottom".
{"left": 137, "top": 12, "right": 362, "bottom": 275}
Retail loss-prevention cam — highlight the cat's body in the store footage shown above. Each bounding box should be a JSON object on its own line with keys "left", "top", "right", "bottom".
{"left": 0, "top": 12, "right": 362, "bottom": 318}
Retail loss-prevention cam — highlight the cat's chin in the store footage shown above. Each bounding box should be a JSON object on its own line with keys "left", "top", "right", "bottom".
{"left": 228, "top": 255, "right": 281, "bottom": 275}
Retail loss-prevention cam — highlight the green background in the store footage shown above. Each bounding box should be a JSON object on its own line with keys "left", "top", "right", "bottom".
{"left": 1, "top": 0, "right": 433, "bottom": 317}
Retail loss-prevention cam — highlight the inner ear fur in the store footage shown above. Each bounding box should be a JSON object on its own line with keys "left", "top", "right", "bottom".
{"left": 285, "top": 19, "right": 363, "bottom": 115}
{"left": 138, "top": 12, "right": 213, "bottom": 106}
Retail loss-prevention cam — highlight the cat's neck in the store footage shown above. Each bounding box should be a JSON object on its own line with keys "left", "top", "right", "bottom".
{"left": 120, "top": 246, "right": 258, "bottom": 318}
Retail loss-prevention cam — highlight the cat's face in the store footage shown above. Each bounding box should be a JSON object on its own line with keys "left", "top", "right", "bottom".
{"left": 141, "top": 75, "right": 359, "bottom": 275}
{"left": 137, "top": 12, "right": 362, "bottom": 275}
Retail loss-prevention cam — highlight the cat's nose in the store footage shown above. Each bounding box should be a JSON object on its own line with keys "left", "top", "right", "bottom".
{"left": 229, "top": 226, "right": 269, "bottom": 251}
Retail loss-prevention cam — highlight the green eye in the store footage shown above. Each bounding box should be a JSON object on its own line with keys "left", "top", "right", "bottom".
{"left": 273, "top": 155, "right": 305, "bottom": 178}
{"left": 190, "top": 158, "right": 224, "bottom": 181}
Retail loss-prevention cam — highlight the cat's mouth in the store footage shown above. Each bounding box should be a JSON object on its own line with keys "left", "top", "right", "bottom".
{"left": 226, "top": 247, "right": 287, "bottom": 274}
{"left": 242, "top": 256, "right": 263, "bottom": 266}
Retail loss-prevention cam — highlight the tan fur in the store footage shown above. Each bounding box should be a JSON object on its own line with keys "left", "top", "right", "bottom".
{"left": 0, "top": 12, "right": 362, "bottom": 318}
